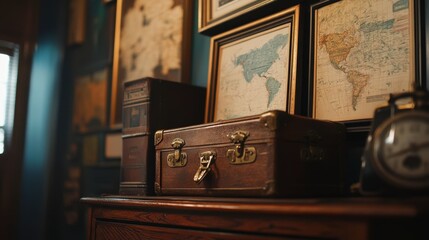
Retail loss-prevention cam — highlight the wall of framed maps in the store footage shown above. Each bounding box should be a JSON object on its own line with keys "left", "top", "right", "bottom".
{"left": 199, "top": 0, "right": 426, "bottom": 131}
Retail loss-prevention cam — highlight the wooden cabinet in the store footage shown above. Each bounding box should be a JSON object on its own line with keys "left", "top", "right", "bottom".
{"left": 82, "top": 197, "right": 429, "bottom": 240}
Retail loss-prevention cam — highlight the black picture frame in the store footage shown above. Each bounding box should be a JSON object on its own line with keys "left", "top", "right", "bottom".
{"left": 199, "top": 0, "right": 278, "bottom": 35}
{"left": 80, "top": 0, "right": 116, "bottom": 70}
{"left": 308, "top": 0, "right": 424, "bottom": 132}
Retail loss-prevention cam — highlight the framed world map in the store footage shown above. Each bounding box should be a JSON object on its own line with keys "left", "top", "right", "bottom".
{"left": 310, "top": 0, "right": 419, "bottom": 123}
{"left": 110, "top": 0, "right": 192, "bottom": 127}
{"left": 205, "top": 5, "right": 299, "bottom": 122}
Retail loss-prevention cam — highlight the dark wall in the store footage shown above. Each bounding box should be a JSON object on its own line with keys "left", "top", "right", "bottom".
{"left": 0, "top": 0, "right": 39, "bottom": 239}
{"left": 0, "top": 1, "right": 39, "bottom": 42}
{"left": 426, "top": 0, "right": 429, "bottom": 89}
{"left": 190, "top": 2, "right": 210, "bottom": 87}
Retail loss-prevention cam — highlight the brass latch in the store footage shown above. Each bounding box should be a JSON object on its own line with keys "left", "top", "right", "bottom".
{"left": 167, "top": 138, "right": 187, "bottom": 167}
{"left": 226, "top": 130, "right": 256, "bottom": 164}
{"left": 193, "top": 151, "right": 216, "bottom": 183}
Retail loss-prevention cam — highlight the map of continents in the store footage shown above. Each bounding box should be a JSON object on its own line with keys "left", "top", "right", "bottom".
{"left": 119, "top": 0, "right": 183, "bottom": 82}
{"left": 215, "top": 25, "right": 291, "bottom": 120}
{"left": 315, "top": 0, "right": 413, "bottom": 121}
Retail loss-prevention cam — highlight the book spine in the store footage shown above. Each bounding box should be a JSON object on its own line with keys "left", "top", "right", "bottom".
{"left": 120, "top": 135, "right": 152, "bottom": 195}
{"left": 120, "top": 79, "right": 152, "bottom": 195}
{"left": 122, "top": 80, "right": 150, "bottom": 135}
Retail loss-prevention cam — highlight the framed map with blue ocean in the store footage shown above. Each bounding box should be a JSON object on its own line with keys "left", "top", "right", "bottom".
{"left": 205, "top": 5, "right": 299, "bottom": 122}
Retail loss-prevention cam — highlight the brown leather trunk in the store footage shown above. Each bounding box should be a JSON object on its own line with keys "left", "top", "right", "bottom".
{"left": 154, "top": 111, "right": 346, "bottom": 197}
{"left": 120, "top": 78, "right": 206, "bottom": 196}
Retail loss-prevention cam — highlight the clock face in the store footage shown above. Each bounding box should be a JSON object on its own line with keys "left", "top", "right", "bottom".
{"left": 372, "top": 111, "right": 429, "bottom": 189}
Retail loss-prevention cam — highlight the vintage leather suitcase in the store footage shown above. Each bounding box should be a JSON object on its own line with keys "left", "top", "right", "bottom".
{"left": 120, "top": 77, "right": 205, "bottom": 196}
{"left": 154, "top": 111, "right": 346, "bottom": 197}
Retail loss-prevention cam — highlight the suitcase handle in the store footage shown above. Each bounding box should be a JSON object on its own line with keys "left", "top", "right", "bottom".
{"left": 194, "top": 151, "right": 216, "bottom": 183}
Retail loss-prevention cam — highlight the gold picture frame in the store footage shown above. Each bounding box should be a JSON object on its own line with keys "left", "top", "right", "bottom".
{"left": 67, "top": 0, "right": 87, "bottom": 45}
{"left": 310, "top": 0, "right": 417, "bottom": 123}
{"left": 72, "top": 69, "right": 108, "bottom": 133}
{"left": 205, "top": 5, "right": 299, "bottom": 122}
{"left": 110, "top": 0, "right": 193, "bottom": 127}
{"left": 199, "top": 0, "right": 276, "bottom": 35}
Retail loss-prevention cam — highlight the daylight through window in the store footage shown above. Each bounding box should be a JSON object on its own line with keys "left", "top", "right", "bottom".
{"left": 0, "top": 42, "right": 19, "bottom": 155}
{"left": 0, "top": 53, "right": 10, "bottom": 154}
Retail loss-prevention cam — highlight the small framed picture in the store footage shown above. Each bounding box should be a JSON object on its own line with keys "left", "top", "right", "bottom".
{"left": 110, "top": 0, "right": 193, "bottom": 127}
{"left": 199, "top": 0, "right": 277, "bottom": 35}
{"left": 309, "top": 0, "right": 419, "bottom": 125}
{"left": 104, "top": 132, "right": 122, "bottom": 159}
{"left": 72, "top": 68, "right": 108, "bottom": 133}
{"left": 80, "top": 0, "right": 116, "bottom": 68}
{"left": 67, "top": 0, "right": 86, "bottom": 45}
{"left": 82, "top": 134, "right": 100, "bottom": 166}
{"left": 205, "top": 5, "right": 299, "bottom": 122}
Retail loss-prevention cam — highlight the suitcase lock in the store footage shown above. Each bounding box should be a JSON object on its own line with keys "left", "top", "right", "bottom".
{"left": 227, "top": 130, "right": 256, "bottom": 164}
{"left": 194, "top": 151, "right": 216, "bottom": 183}
{"left": 167, "top": 138, "right": 187, "bottom": 167}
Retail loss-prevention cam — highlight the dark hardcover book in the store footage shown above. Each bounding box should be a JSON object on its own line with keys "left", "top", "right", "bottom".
{"left": 120, "top": 77, "right": 206, "bottom": 195}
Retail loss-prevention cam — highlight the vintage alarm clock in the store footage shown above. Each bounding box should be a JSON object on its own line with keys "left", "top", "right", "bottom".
{"left": 360, "top": 89, "right": 429, "bottom": 194}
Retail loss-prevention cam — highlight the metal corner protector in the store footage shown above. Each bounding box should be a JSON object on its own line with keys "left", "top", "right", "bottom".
{"left": 260, "top": 111, "right": 279, "bottom": 130}
{"left": 154, "top": 130, "right": 164, "bottom": 145}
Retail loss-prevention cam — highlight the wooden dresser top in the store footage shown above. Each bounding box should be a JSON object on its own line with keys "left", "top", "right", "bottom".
{"left": 81, "top": 196, "right": 429, "bottom": 218}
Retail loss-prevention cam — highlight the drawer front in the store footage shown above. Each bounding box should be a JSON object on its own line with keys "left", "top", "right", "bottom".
{"left": 94, "top": 220, "right": 293, "bottom": 240}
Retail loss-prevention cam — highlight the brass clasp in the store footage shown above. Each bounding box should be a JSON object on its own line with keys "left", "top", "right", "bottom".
{"left": 227, "top": 130, "right": 256, "bottom": 164}
{"left": 167, "top": 138, "right": 187, "bottom": 167}
{"left": 227, "top": 130, "right": 248, "bottom": 158}
{"left": 193, "top": 151, "right": 216, "bottom": 183}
